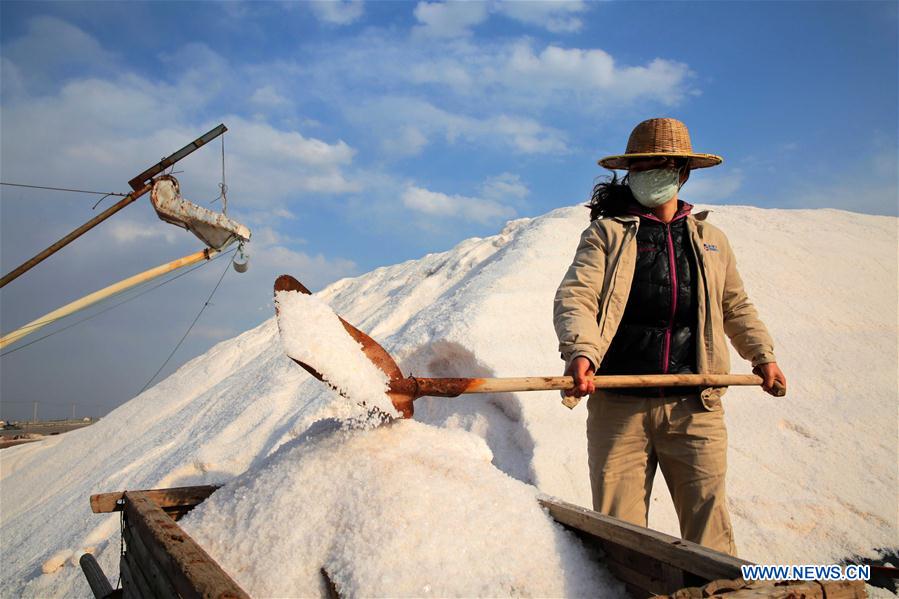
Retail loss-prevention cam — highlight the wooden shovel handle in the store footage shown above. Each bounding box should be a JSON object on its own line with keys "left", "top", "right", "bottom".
{"left": 407, "top": 374, "right": 785, "bottom": 398}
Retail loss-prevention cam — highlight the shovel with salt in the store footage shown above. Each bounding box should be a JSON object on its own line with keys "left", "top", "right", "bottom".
{"left": 274, "top": 275, "right": 785, "bottom": 419}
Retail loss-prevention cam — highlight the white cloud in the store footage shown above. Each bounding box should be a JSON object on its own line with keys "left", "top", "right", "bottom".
{"left": 4, "top": 25, "right": 364, "bottom": 208}
{"left": 494, "top": 0, "right": 588, "bottom": 33}
{"left": 408, "top": 60, "right": 474, "bottom": 91}
{"left": 481, "top": 173, "right": 529, "bottom": 200}
{"left": 381, "top": 126, "right": 430, "bottom": 157}
{"left": 107, "top": 219, "right": 180, "bottom": 245}
{"left": 308, "top": 0, "right": 365, "bottom": 25}
{"left": 0, "top": 58, "right": 359, "bottom": 206}
{"left": 1, "top": 16, "right": 116, "bottom": 91}
{"left": 358, "top": 97, "right": 568, "bottom": 155}
{"left": 487, "top": 114, "right": 568, "bottom": 154}
{"left": 413, "top": 1, "right": 589, "bottom": 37}
{"left": 259, "top": 244, "right": 358, "bottom": 282}
{"left": 1, "top": 56, "right": 26, "bottom": 100}
{"left": 402, "top": 185, "right": 516, "bottom": 223}
{"left": 328, "top": 35, "right": 696, "bottom": 114}
{"left": 413, "top": 1, "right": 490, "bottom": 37}
{"left": 249, "top": 85, "right": 290, "bottom": 107}
{"left": 501, "top": 42, "right": 694, "bottom": 106}
{"left": 229, "top": 117, "right": 355, "bottom": 168}
{"left": 683, "top": 168, "right": 744, "bottom": 203}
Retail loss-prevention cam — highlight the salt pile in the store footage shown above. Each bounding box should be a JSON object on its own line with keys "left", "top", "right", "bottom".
{"left": 0, "top": 204, "right": 896, "bottom": 598}
{"left": 181, "top": 419, "right": 621, "bottom": 597}
{"left": 275, "top": 289, "right": 399, "bottom": 420}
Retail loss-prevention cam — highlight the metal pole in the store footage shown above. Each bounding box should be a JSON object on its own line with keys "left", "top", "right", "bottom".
{"left": 128, "top": 124, "right": 226, "bottom": 191}
{"left": 33, "top": 401, "right": 37, "bottom": 423}
{"left": 72, "top": 403, "right": 76, "bottom": 420}
{"left": 0, "top": 124, "right": 227, "bottom": 289}
{"left": 0, "top": 185, "right": 149, "bottom": 288}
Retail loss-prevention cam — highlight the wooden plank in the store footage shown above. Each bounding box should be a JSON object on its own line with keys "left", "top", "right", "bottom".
{"left": 124, "top": 526, "right": 179, "bottom": 598}
{"left": 624, "top": 581, "right": 651, "bottom": 599}
{"left": 817, "top": 580, "right": 866, "bottom": 599}
{"left": 124, "top": 491, "right": 249, "bottom": 599}
{"left": 119, "top": 556, "right": 136, "bottom": 599}
{"left": 554, "top": 512, "right": 688, "bottom": 595}
{"left": 539, "top": 496, "right": 751, "bottom": 582}
{"left": 165, "top": 505, "right": 197, "bottom": 522}
{"left": 119, "top": 555, "right": 151, "bottom": 599}
{"left": 605, "top": 559, "right": 664, "bottom": 597}
{"left": 691, "top": 580, "right": 825, "bottom": 598}
{"left": 604, "top": 538, "right": 685, "bottom": 591}
{"left": 91, "top": 485, "right": 220, "bottom": 514}
{"left": 669, "top": 577, "right": 867, "bottom": 598}
{"left": 128, "top": 554, "right": 158, "bottom": 599}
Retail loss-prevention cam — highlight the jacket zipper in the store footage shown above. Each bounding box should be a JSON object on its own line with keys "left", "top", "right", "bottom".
{"left": 663, "top": 222, "right": 677, "bottom": 374}
{"left": 689, "top": 224, "right": 713, "bottom": 374}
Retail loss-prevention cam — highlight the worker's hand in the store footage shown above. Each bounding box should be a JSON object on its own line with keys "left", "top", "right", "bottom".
{"left": 563, "top": 356, "right": 595, "bottom": 398}
{"left": 753, "top": 362, "right": 787, "bottom": 396}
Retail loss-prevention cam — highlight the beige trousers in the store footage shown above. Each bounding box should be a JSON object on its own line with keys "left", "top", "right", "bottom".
{"left": 586, "top": 390, "right": 737, "bottom": 556}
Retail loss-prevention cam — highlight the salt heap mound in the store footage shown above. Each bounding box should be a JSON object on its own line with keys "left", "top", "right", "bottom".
{"left": 181, "top": 419, "right": 619, "bottom": 596}
{"left": 1, "top": 203, "right": 896, "bottom": 598}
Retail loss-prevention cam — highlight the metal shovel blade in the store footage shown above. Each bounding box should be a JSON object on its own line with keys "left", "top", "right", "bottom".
{"left": 273, "top": 275, "right": 415, "bottom": 417}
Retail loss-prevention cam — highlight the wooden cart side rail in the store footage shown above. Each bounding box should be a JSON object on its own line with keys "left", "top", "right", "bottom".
{"left": 673, "top": 577, "right": 867, "bottom": 599}
{"left": 538, "top": 495, "right": 751, "bottom": 583}
{"left": 91, "top": 485, "right": 221, "bottom": 514}
{"left": 123, "top": 490, "right": 249, "bottom": 599}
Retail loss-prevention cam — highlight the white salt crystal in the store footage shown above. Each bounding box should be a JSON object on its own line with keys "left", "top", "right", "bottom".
{"left": 181, "top": 419, "right": 622, "bottom": 597}
{"left": 41, "top": 550, "right": 72, "bottom": 574}
{"left": 276, "top": 290, "right": 399, "bottom": 421}
{"left": 866, "top": 584, "right": 899, "bottom": 599}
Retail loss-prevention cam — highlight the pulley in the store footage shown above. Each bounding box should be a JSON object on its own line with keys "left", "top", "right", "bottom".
{"left": 233, "top": 244, "right": 249, "bottom": 273}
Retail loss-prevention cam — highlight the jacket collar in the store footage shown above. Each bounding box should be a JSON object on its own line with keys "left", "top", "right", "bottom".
{"left": 610, "top": 200, "right": 702, "bottom": 224}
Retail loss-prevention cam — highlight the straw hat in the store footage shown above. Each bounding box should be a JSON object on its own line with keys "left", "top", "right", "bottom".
{"left": 598, "top": 118, "right": 723, "bottom": 170}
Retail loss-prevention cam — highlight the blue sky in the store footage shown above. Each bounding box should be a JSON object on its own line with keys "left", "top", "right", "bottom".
{"left": 1, "top": 1, "right": 896, "bottom": 420}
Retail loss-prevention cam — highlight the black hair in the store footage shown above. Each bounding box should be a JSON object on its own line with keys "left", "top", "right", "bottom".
{"left": 585, "top": 170, "right": 636, "bottom": 221}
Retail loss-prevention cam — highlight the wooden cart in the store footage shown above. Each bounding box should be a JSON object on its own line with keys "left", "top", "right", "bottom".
{"left": 82, "top": 485, "right": 866, "bottom": 599}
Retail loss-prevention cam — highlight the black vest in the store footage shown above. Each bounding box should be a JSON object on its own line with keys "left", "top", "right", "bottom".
{"left": 598, "top": 214, "right": 698, "bottom": 394}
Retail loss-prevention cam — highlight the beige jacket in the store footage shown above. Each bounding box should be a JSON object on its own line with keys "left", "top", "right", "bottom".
{"left": 553, "top": 210, "right": 776, "bottom": 408}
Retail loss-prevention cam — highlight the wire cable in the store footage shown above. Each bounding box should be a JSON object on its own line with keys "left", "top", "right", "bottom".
{"left": 210, "top": 133, "right": 228, "bottom": 213}
{"left": 137, "top": 253, "right": 233, "bottom": 395}
{"left": 0, "top": 182, "right": 129, "bottom": 197}
{"left": 6, "top": 282, "right": 153, "bottom": 336}
{"left": 0, "top": 181, "right": 131, "bottom": 211}
{"left": 0, "top": 249, "right": 236, "bottom": 357}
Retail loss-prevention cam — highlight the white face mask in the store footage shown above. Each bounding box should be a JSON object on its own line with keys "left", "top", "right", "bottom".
{"left": 627, "top": 167, "right": 683, "bottom": 208}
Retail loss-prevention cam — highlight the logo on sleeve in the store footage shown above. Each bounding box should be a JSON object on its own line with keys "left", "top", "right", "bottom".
{"left": 703, "top": 243, "right": 719, "bottom": 252}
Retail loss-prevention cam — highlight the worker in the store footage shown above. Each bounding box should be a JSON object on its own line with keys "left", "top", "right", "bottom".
{"left": 553, "top": 117, "right": 787, "bottom": 555}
